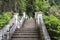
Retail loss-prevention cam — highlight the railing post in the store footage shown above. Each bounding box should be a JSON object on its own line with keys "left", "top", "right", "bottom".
{"left": 23, "top": 12, "right": 26, "bottom": 18}
{"left": 37, "top": 11, "right": 42, "bottom": 24}
{"left": 13, "top": 13, "right": 19, "bottom": 28}
{"left": 35, "top": 11, "right": 42, "bottom": 24}
{"left": 35, "top": 12, "right": 38, "bottom": 24}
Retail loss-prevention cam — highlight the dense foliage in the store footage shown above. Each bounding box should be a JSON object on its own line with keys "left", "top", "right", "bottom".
{"left": 0, "top": 0, "right": 60, "bottom": 40}
{"left": 18, "top": 0, "right": 26, "bottom": 16}
{"left": 0, "top": 12, "right": 13, "bottom": 29}
{"left": 43, "top": 14, "right": 60, "bottom": 40}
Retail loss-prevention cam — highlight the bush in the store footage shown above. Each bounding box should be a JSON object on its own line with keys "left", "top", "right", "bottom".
{"left": 43, "top": 14, "right": 60, "bottom": 40}
{"left": 53, "top": 11, "right": 60, "bottom": 20}
{"left": 51, "top": 6, "right": 60, "bottom": 20}
{"left": 0, "top": 12, "right": 13, "bottom": 29}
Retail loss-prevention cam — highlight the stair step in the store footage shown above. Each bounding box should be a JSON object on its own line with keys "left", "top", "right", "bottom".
{"left": 15, "top": 29, "right": 38, "bottom": 31}
{"left": 11, "top": 19, "right": 40, "bottom": 40}
{"left": 13, "top": 32, "right": 38, "bottom": 35}
{"left": 12, "top": 34, "right": 39, "bottom": 38}
{"left": 15, "top": 31, "right": 38, "bottom": 33}
{"left": 15, "top": 28, "right": 37, "bottom": 30}
{"left": 16, "top": 30, "right": 38, "bottom": 31}
{"left": 11, "top": 38, "right": 40, "bottom": 40}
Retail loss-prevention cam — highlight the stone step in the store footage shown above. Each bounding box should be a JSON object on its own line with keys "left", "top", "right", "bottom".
{"left": 15, "top": 31, "right": 38, "bottom": 33}
{"left": 13, "top": 32, "right": 39, "bottom": 35}
{"left": 15, "top": 29, "right": 38, "bottom": 31}
{"left": 15, "top": 28, "right": 38, "bottom": 31}
{"left": 11, "top": 38, "right": 40, "bottom": 40}
{"left": 11, "top": 19, "right": 40, "bottom": 40}
{"left": 12, "top": 34, "right": 39, "bottom": 38}
{"left": 15, "top": 30, "right": 38, "bottom": 32}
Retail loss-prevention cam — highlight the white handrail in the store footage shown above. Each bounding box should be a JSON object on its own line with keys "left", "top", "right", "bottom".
{"left": 0, "top": 12, "right": 26, "bottom": 40}
{"left": 0, "top": 13, "right": 19, "bottom": 40}
{"left": 35, "top": 11, "right": 51, "bottom": 40}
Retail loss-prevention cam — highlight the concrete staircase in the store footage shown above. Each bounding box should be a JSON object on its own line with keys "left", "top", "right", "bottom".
{"left": 11, "top": 18, "right": 40, "bottom": 40}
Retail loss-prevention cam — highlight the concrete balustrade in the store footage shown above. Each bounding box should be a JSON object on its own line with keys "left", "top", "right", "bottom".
{"left": 35, "top": 11, "right": 51, "bottom": 40}
{"left": 0, "top": 12, "right": 26, "bottom": 40}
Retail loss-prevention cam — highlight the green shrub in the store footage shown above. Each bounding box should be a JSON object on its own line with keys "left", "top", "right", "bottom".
{"left": 0, "top": 12, "right": 13, "bottom": 29}
{"left": 52, "top": 6, "right": 57, "bottom": 12}
{"left": 53, "top": 12, "right": 60, "bottom": 20}
{"left": 51, "top": 6, "right": 60, "bottom": 20}
{"left": 43, "top": 14, "right": 60, "bottom": 40}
